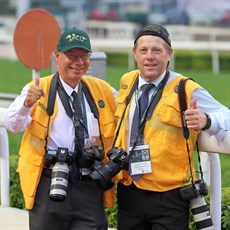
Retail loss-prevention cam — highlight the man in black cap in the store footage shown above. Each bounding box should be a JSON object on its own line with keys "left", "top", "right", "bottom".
{"left": 5, "top": 27, "right": 117, "bottom": 230}
{"left": 113, "top": 24, "right": 230, "bottom": 229}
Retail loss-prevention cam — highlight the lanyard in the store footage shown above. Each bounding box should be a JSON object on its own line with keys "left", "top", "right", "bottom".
{"left": 129, "top": 71, "right": 170, "bottom": 151}
{"left": 134, "top": 81, "right": 161, "bottom": 128}
{"left": 135, "top": 71, "right": 169, "bottom": 131}
{"left": 112, "top": 71, "right": 170, "bottom": 148}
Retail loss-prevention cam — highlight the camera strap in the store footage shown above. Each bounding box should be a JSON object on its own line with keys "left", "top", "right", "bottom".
{"left": 178, "top": 78, "right": 205, "bottom": 183}
{"left": 112, "top": 77, "right": 139, "bottom": 146}
{"left": 47, "top": 72, "right": 100, "bottom": 119}
{"left": 44, "top": 72, "right": 59, "bottom": 151}
{"left": 81, "top": 82, "right": 104, "bottom": 150}
{"left": 178, "top": 78, "right": 191, "bottom": 140}
{"left": 81, "top": 83, "right": 99, "bottom": 119}
{"left": 44, "top": 72, "right": 103, "bottom": 151}
{"left": 47, "top": 72, "right": 59, "bottom": 116}
{"left": 46, "top": 72, "right": 73, "bottom": 118}
{"left": 44, "top": 72, "right": 73, "bottom": 152}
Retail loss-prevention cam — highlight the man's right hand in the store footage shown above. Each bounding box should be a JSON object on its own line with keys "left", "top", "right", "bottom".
{"left": 24, "top": 77, "right": 45, "bottom": 108}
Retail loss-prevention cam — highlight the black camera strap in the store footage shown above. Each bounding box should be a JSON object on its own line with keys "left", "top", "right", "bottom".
{"left": 112, "top": 77, "right": 139, "bottom": 147}
{"left": 44, "top": 72, "right": 59, "bottom": 151}
{"left": 44, "top": 72, "right": 103, "bottom": 151}
{"left": 81, "top": 82, "right": 104, "bottom": 150}
{"left": 47, "top": 72, "right": 59, "bottom": 116}
{"left": 44, "top": 72, "right": 73, "bottom": 152}
{"left": 82, "top": 83, "right": 99, "bottom": 120}
{"left": 178, "top": 78, "right": 205, "bottom": 184}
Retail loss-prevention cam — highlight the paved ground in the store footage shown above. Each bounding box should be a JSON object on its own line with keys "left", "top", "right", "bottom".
{"left": 0, "top": 206, "right": 116, "bottom": 230}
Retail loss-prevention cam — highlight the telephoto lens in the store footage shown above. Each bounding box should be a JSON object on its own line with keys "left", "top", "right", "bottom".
{"left": 49, "top": 162, "right": 69, "bottom": 201}
{"left": 190, "top": 196, "right": 214, "bottom": 230}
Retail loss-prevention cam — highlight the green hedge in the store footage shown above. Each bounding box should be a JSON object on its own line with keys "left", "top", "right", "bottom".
{"left": 106, "top": 51, "right": 129, "bottom": 67}
{"left": 9, "top": 154, "right": 230, "bottom": 229}
{"left": 9, "top": 154, "right": 24, "bottom": 209}
{"left": 105, "top": 51, "right": 230, "bottom": 72}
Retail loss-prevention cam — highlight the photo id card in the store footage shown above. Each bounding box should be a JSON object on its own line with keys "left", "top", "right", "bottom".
{"left": 129, "top": 145, "right": 152, "bottom": 175}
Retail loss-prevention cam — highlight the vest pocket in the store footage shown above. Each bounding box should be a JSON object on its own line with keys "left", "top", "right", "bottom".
{"left": 99, "top": 117, "right": 115, "bottom": 154}
{"left": 17, "top": 157, "right": 41, "bottom": 197}
{"left": 100, "top": 117, "right": 115, "bottom": 138}
{"left": 30, "top": 106, "right": 49, "bottom": 140}
{"left": 29, "top": 120, "right": 47, "bottom": 140}
{"left": 156, "top": 102, "right": 182, "bottom": 128}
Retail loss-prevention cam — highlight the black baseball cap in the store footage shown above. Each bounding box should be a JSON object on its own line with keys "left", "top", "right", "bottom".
{"left": 134, "top": 24, "right": 171, "bottom": 47}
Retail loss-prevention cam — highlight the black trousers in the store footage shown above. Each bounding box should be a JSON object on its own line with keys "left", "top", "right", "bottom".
{"left": 29, "top": 169, "right": 108, "bottom": 230}
{"left": 117, "top": 182, "right": 189, "bottom": 230}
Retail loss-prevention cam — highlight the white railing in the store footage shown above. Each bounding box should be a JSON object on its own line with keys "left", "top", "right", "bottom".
{"left": 0, "top": 106, "right": 230, "bottom": 229}
{"left": 0, "top": 117, "right": 10, "bottom": 207}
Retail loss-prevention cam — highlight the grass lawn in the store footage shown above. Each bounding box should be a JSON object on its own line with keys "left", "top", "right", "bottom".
{"left": 1, "top": 58, "right": 230, "bottom": 187}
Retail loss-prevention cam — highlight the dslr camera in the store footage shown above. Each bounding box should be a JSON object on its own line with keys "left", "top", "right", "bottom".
{"left": 45, "top": 147, "right": 75, "bottom": 168}
{"left": 180, "top": 179, "right": 214, "bottom": 230}
{"left": 75, "top": 145, "right": 104, "bottom": 168}
{"left": 45, "top": 147, "right": 75, "bottom": 201}
{"left": 90, "top": 147, "right": 129, "bottom": 191}
{"left": 180, "top": 179, "right": 208, "bottom": 200}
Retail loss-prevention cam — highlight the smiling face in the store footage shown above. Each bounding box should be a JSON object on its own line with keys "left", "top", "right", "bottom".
{"left": 133, "top": 35, "right": 173, "bottom": 82}
{"left": 55, "top": 47, "right": 90, "bottom": 88}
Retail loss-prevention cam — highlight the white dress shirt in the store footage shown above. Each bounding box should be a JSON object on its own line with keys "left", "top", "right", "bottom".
{"left": 128, "top": 70, "right": 230, "bottom": 145}
{"left": 5, "top": 77, "right": 118, "bottom": 153}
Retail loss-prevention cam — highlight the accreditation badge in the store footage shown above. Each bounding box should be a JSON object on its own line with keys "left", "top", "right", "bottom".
{"left": 129, "top": 145, "right": 152, "bottom": 176}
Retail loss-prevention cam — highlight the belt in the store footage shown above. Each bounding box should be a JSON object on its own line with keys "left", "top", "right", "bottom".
{"left": 42, "top": 168, "right": 93, "bottom": 182}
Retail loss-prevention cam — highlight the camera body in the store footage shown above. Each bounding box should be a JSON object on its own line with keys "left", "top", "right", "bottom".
{"left": 45, "top": 147, "right": 75, "bottom": 168}
{"left": 45, "top": 146, "right": 105, "bottom": 201}
{"left": 180, "top": 179, "right": 208, "bottom": 200}
{"left": 45, "top": 147, "right": 75, "bottom": 201}
{"left": 90, "top": 147, "right": 129, "bottom": 191}
{"left": 75, "top": 145, "right": 104, "bottom": 168}
{"left": 180, "top": 179, "right": 214, "bottom": 230}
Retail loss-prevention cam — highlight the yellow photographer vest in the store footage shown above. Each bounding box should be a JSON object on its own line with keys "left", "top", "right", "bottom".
{"left": 17, "top": 74, "right": 116, "bottom": 209}
{"left": 114, "top": 70, "right": 202, "bottom": 192}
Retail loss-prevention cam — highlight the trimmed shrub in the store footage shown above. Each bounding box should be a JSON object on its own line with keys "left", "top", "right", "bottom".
{"left": 106, "top": 51, "right": 128, "bottom": 67}
{"left": 9, "top": 154, "right": 25, "bottom": 209}
{"left": 105, "top": 51, "right": 230, "bottom": 72}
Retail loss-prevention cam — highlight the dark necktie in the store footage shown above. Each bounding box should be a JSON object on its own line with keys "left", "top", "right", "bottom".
{"left": 129, "top": 83, "right": 154, "bottom": 181}
{"left": 130, "top": 83, "right": 154, "bottom": 146}
{"left": 71, "top": 91, "right": 85, "bottom": 153}
{"left": 70, "top": 91, "right": 85, "bottom": 183}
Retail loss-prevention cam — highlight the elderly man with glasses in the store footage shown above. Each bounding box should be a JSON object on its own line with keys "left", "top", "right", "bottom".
{"left": 5, "top": 27, "right": 117, "bottom": 230}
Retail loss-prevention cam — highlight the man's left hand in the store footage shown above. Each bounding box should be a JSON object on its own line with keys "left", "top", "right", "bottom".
{"left": 184, "top": 98, "right": 208, "bottom": 131}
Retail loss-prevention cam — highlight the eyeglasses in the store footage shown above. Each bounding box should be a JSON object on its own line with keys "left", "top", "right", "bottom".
{"left": 64, "top": 52, "right": 91, "bottom": 62}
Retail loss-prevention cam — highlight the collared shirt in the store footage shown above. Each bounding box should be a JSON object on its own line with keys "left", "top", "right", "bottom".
{"left": 128, "top": 70, "right": 230, "bottom": 147}
{"left": 5, "top": 76, "right": 118, "bottom": 153}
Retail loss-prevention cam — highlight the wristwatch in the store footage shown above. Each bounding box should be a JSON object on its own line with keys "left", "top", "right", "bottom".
{"left": 201, "top": 113, "right": 211, "bottom": 131}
